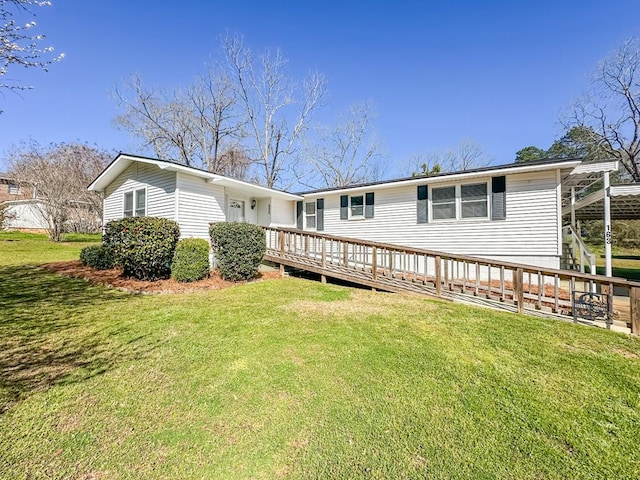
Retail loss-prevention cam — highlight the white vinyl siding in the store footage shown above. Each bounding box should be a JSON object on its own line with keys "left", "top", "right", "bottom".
{"left": 271, "top": 197, "right": 296, "bottom": 228}
{"left": 103, "top": 162, "right": 176, "bottom": 224}
{"left": 175, "top": 172, "right": 225, "bottom": 239}
{"left": 303, "top": 170, "right": 561, "bottom": 268}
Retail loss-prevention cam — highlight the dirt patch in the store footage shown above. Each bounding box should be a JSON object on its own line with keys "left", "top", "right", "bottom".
{"left": 284, "top": 290, "right": 437, "bottom": 317}
{"left": 41, "top": 260, "right": 282, "bottom": 294}
{"left": 611, "top": 347, "right": 639, "bottom": 359}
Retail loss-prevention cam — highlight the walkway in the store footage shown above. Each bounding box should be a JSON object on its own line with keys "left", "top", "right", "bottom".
{"left": 263, "top": 227, "right": 639, "bottom": 335}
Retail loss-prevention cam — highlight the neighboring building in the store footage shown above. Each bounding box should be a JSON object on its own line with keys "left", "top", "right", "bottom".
{"left": 1, "top": 199, "right": 49, "bottom": 231}
{"left": 0, "top": 172, "right": 33, "bottom": 203}
{"left": 89, "top": 153, "right": 612, "bottom": 270}
{"left": 0, "top": 173, "right": 47, "bottom": 232}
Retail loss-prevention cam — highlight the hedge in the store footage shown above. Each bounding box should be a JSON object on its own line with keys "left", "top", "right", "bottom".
{"left": 103, "top": 217, "right": 180, "bottom": 280}
{"left": 171, "top": 238, "right": 210, "bottom": 282}
{"left": 79, "top": 245, "right": 114, "bottom": 270}
{"left": 209, "top": 222, "right": 266, "bottom": 281}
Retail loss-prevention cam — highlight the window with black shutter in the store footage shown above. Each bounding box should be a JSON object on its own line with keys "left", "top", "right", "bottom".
{"left": 491, "top": 176, "right": 506, "bottom": 220}
{"left": 417, "top": 185, "right": 428, "bottom": 223}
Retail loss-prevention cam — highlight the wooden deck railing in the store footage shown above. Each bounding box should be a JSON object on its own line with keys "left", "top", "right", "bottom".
{"left": 263, "top": 226, "right": 640, "bottom": 335}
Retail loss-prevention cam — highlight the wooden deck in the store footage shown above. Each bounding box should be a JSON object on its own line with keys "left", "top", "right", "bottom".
{"left": 263, "top": 227, "right": 640, "bottom": 335}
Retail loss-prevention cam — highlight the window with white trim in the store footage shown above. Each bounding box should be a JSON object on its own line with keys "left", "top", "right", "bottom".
{"left": 305, "top": 201, "right": 316, "bottom": 229}
{"left": 461, "top": 183, "right": 487, "bottom": 218}
{"left": 430, "top": 182, "right": 489, "bottom": 221}
{"left": 124, "top": 189, "right": 146, "bottom": 217}
{"left": 431, "top": 186, "right": 456, "bottom": 220}
{"left": 7, "top": 183, "right": 20, "bottom": 195}
{"left": 350, "top": 195, "right": 364, "bottom": 217}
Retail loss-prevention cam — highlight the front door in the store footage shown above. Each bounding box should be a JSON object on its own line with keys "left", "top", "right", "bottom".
{"left": 228, "top": 199, "right": 245, "bottom": 222}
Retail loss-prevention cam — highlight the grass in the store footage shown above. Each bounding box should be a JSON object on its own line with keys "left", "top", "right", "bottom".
{"left": 1, "top": 234, "right": 639, "bottom": 479}
{"left": 586, "top": 242, "right": 640, "bottom": 280}
{"left": 0, "top": 231, "right": 100, "bottom": 266}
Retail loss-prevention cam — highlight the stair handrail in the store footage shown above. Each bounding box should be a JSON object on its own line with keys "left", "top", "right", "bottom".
{"left": 562, "top": 225, "right": 597, "bottom": 275}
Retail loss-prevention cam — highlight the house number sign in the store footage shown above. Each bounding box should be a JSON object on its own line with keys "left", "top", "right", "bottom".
{"left": 605, "top": 224, "right": 612, "bottom": 245}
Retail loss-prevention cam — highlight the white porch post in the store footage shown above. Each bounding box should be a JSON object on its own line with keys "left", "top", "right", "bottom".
{"left": 604, "top": 171, "right": 612, "bottom": 277}
{"left": 570, "top": 187, "right": 576, "bottom": 229}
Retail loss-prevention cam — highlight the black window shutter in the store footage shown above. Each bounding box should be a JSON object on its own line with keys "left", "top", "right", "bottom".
{"left": 316, "top": 198, "right": 324, "bottom": 231}
{"left": 417, "top": 185, "right": 428, "bottom": 223}
{"left": 340, "top": 195, "right": 348, "bottom": 220}
{"left": 491, "top": 176, "right": 506, "bottom": 220}
{"left": 365, "top": 192, "right": 374, "bottom": 218}
{"left": 296, "top": 201, "right": 303, "bottom": 229}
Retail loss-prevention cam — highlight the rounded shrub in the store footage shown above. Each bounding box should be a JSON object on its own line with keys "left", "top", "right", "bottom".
{"left": 209, "top": 222, "right": 266, "bottom": 281}
{"left": 79, "top": 245, "right": 114, "bottom": 270}
{"left": 171, "top": 238, "right": 210, "bottom": 282}
{"left": 103, "top": 217, "right": 180, "bottom": 280}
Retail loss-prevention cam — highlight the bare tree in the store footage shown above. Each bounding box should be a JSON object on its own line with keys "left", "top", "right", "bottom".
{"left": 9, "top": 142, "right": 111, "bottom": 241}
{"left": 223, "top": 34, "right": 327, "bottom": 188}
{"left": 401, "top": 153, "right": 443, "bottom": 177}
{"left": 1, "top": 0, "right": 63, "bottom": 104}
{"left": 403, "top": 139, "right": 491, "bottom": 176}
{"left": 566, "top": 38, "right": 640, "bottom": 181}
{"left": 302, "top": 102, "right": 383, "bottom": 188}
{"left": 114, "top": 67, "right": 247, "bottom": 175}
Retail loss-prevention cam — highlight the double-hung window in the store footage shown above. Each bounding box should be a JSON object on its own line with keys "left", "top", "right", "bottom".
{"left": 124, "top": 188, "right": 146, "bottom": 217}
{"left": 350, "top": 195, "right": 364, "bottom": 217}
{"left": 460, "top": 183, "right": 487, "bottom": 218}
{"left": 431, "top": 186, "right": 456, "bottom": 220}
{"left": 8, "top": 183, "right": 20, "bottom": 195}
{"left": 340, "top": 193, "right": 374, "bottom": 220}
{"left": 430, "top": 182, "right": 489, "bottom": 221}
{"left": 305, "top": 201, "right": 316, "bottom": 229}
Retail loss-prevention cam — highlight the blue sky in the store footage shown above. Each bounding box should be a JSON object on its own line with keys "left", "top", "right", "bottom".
{"left": 1, "top": 0, "right": 639, "bottom": 177}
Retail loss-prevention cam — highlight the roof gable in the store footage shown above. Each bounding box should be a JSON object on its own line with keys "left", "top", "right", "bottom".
{"left": 88, "top": 153, "right": 302, "bottom": 200}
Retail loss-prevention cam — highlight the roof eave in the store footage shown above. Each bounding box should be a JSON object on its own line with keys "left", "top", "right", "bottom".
{"left": 302, "top": 159, "right": 582, "bottom": 197}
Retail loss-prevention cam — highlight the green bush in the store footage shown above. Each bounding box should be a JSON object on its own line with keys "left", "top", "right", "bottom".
{"left": 79, "top": 245, "right": 114, "bottom": 270}
{"left": 171, "top": 238, "right": 210, "bottom": 282}
{"left": 209, "top": 222, "right": 266, "bottom": 281}
{"left": 103, "top": 217, "right": 180, "bottom": 280}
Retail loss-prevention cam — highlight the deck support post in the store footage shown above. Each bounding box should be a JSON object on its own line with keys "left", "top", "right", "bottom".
{"left": 279, "top": 263, "right": 284, "bottom": 277}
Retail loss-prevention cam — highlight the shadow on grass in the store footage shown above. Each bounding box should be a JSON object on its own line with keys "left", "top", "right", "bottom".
{"left": 0, "top": 266, "right": 161, "bottom": 414}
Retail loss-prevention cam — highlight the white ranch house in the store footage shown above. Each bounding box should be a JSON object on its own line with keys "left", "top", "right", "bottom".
{"left": 89, "top": 153, "right": 631, "bottom": 273}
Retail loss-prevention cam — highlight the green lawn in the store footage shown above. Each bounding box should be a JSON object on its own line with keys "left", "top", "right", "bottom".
{"left": 0, "top": 231, "right": 101, "bottom": 266}
{"left": 585, "top": 243, "right": 640, "bottom": 280}
{"left": 1, "top": 234, "right": 640, "bottom": 479}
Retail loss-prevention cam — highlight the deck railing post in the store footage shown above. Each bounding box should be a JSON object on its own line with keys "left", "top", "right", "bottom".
{"left": 435, "top": 255, "right": 442, "bottom": 297}
{"left": 515, "top": 268, "right": 524, "bottom": 314}
{"left": 631, "top": 287, "right": 640, "bottom": 335}
{"left": 278, "top": 230, "right": 285, "bottom": 255}
{"left": 372, "top": 247, "right": 378, "bottom": 281}
{"left": 322, "top": 237, "right": 326, "bottom": 269}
